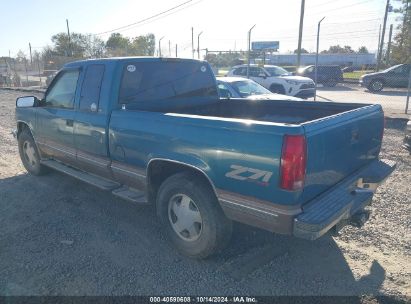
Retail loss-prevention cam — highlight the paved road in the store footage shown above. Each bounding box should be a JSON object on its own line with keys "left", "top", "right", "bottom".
{"left": 316, "top": 84, "right": 410, "bottom": 116}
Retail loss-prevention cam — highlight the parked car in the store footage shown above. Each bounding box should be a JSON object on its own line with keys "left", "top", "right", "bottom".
{"left": 360, "top": 64, "right": 411, "bottom": 92}
{"left": 403, "top": 120, "right": 411, "bottom": 154}
{"left": 342, "top": 66, "right": 356, "bottom": 73}
{"left": 297, "top": 65, "right": 344, "bottom": 87}
{"left": 227, "top": 64, "right": 315, "bottom": 98}
{"left": 216, "top": 77, "right": 302, "bottom": 101}
{"left": 14, "top": 57, "right": 395, "bottom": 258}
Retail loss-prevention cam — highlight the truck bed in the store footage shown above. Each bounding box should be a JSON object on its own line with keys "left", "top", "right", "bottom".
{"left": 126, "top": 98, "right": 369, "bottom": 124}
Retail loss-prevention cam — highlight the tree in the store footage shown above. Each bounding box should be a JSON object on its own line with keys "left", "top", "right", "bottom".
{"left": 390, "top": 0, "right": 411, "bottom": 64}
{"left": 130, "top": 34, "right": 155, "bottom": 56}
{"left": 16, "top": 50, "right": 27, "bottom": 63}
{"left": 83, "top": 34, "right": 105, "bottom": 58}
{"left": 293, "top": 48, "right": 309, "bottom": 54}
{"left": 358, "top": 46, "right": 369, "bottom": 54}
{"left": 321, "top": 45, "right": 355, "bottom": 54}
{"left": 106, "top": 33, "right": 131, "bottom": 56}
{"left": 51, "top": 32, "right": 87, "bottom": 57}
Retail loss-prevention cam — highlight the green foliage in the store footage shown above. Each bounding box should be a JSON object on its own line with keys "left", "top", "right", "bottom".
{"left": 105, "top": 33, "right": 155, "bottom": 56}
{"left": 390, "top": 0, "right": 411, "bottom": 64}
{"left": 321, "top": 45, "right": 355, "bottom": 54}
{"left": 357, "top": 46, "right": 369, "bottom": 54}
{"left": 293, "top": 48, "right": 309, "bottom": 54}
{"left": 205, "top": 52, "right": 245, "bottom": 67}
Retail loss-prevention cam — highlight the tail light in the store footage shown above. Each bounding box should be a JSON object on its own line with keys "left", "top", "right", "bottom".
{"left": 280, "top": 135, "right": 307, "bottom": 191}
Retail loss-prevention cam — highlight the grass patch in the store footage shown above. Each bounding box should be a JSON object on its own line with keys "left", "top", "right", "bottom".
{"left": 343, "top": 70, "right": 373, "bottom": 80}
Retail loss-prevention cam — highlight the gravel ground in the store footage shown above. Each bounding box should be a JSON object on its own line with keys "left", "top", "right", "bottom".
{"left": 0, "top": 90, "right": 410, "bottom": 300}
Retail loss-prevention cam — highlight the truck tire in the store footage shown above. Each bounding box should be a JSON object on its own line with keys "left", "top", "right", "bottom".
{"left": 368, "top": 79, "right": 384, "bottom": 92}
{"left": 156, "top": 172, "right": 232, "bottom": 259}
{"left": 18, "top": 129, "right": 48, "bottom": 176}
{"left": 269, "top": 84, "right": 286, "bottom": 95}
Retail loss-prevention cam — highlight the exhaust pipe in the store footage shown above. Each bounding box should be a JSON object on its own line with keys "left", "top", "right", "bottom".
{"left": 349, "top": 210, "right": 371, "bottom": 228}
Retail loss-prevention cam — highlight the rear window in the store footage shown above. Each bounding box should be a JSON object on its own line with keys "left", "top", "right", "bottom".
{"left": 118, "top": 61, "right": 217, "bottom": 104}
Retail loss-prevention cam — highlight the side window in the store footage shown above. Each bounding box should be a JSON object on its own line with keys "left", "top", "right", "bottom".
{"left": 119, "top": 61, "right": 218, "bottom": 104}
{"left": 45, "top": 70, "right": 79, "bottom": 109}
{"left": 79, "top": 65, "right": 105, "bottom": 111}
{"left": 392, "top": 65, "right": 408, "bottom": 75}
{"left": 233, "top": 68, "right": 246, "bottom": 76}
{"left": 249, "top": 67, "right": 261, "bottom": 77}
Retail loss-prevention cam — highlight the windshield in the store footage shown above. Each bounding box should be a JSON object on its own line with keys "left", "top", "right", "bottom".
{"left": 230, "top": 80, "right": 272, "bottom": 97}
{"left": 264, "top": 66, "right": 290, "bottom": 76}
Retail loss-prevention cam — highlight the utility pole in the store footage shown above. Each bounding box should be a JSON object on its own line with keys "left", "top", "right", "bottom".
{"left": 197, "top": 31, "right": 203, "bottom": 59}
{"left": 386, "top": 24, "right": 393, "bottom": 65}
{"left": 175, "top": 44, "right": 178, "bottom": 57}
{"left": 66, "top": 19, "right": 72, "bottom": 57}
{"left": 247, "top": 24, "right": 256, "bottom": 79}
{"left": 29, "top": 43, "right": 33, "bottom": 65}
{"left": 168, "top": 40, "right": 171, "bottom": 57}
{"left": 158, "top": 36, "right": 164, "bottom": 57}
{"left": 314, "top": 17, "right": 326, "bottom": 101}
{"left": 376, "top": 0, "right": 390, "bottom": 71}
{"left": 191, "top": 27, "right": 194, "bottom": 59}
{"left": 296, "top": 0, "right": 305, "bottom": 68}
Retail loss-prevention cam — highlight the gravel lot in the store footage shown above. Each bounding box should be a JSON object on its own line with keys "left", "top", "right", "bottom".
{"left": 0, "top": 90, "right": 410, "bottom": 299}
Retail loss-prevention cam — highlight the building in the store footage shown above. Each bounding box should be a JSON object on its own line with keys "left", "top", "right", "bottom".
{"left": 267, "top": 53, "right": 376, "bottom": 67}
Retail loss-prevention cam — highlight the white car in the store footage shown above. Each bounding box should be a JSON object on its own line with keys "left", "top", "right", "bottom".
{"left": 227, "top": 64, "right": 315, "bottom": 98}
{"left": 216, "top": 77, "right": 302, "bottom": 101}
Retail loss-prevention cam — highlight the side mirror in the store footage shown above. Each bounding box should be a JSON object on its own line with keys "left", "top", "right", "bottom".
{"left": 16, "top": 96, "right": 39, "bottom": 108}
{"left": 258, "top": 73, "right": 267, "bottom": 79}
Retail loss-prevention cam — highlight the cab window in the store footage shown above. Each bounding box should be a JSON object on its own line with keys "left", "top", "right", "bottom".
{"left": 45, "top": 70, "right": 80, "bottom": 109}
{"left": 79, "top": 65, "right": 105, "bottom": 111}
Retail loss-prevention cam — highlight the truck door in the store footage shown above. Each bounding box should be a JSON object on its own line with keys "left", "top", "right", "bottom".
{"left": 36, "top": 68, "right": 80, "bottom": 166}
{"left": 73, "top": 64, "right": 112, "bottom": 179}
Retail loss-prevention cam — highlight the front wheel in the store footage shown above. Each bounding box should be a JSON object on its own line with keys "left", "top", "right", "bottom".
{"left": 156, "top": 172, "right": 232, "bottom": 259}
{"left": 18, "top": 129, "right": 48, "bottom": 176}
{"left": 368, "top": 79, "right": 384, "bottom": 92}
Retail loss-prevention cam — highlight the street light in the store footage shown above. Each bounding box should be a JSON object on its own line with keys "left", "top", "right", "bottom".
{"left": 197, "top": 31, "right": 203, "bottom": 59}
{"left": 314, "top": 17, "right": 325, "bottom": 101}
{"left": 158, "top": 36, "right": 165, "bottom": 57}
{"left": 247, "top": 24, "right": 256, "bottom": 79}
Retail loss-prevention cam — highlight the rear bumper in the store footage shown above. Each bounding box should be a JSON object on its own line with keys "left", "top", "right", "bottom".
{"left": 293, "top": 159, "right": 396, "bottom": 240}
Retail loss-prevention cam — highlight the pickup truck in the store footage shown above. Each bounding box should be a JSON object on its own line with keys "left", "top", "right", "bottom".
{"left": 14, "top": 57, "right": 395, "bottom": 259}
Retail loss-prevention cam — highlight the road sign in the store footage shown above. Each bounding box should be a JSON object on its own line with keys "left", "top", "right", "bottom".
{"left": 251, "top": 41, "right": 279, "bottom": 51}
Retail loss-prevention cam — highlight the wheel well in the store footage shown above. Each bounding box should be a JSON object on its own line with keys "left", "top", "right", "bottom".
{"left": 146, "top": 160, "right": 217, "bottom": 204}
{"left": 17, "top": 122, "right": 31, "bottom": 138}
{"left": 269, "top": 84, "right": 285, "bottom": 93}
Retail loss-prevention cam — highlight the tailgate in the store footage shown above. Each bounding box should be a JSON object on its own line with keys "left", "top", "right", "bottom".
{"left": 300, "top": 104, "right": 384, "bottom": 204}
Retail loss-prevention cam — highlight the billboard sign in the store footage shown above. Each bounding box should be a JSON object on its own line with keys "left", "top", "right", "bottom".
{"left": 251, "top": 41, "right": 279, "bottom": 51}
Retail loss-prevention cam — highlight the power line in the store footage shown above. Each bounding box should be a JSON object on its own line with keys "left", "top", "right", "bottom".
{"left": 95, "top": 0, "right": 197, "bottom": 36}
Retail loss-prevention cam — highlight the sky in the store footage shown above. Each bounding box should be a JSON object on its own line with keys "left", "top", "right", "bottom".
{"left": 0, "top": 0, "right": 402, "bottom": 59}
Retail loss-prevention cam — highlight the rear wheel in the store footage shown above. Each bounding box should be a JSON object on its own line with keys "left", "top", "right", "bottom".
{"left": 156, "top": 172, "right": 232, "bottom": 259}
{"left": 324, "top": 78, "right": 337, "bottom": 87}
{"left": 368, "top": 79, "right": 384, "bottom": 92}
{"left": 18, "top": 129, "right": 48, "bottom": 176}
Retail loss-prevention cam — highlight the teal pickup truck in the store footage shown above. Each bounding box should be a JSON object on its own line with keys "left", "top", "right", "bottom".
{"left": 14, "top": 57, "right": 395, "bottom": 258}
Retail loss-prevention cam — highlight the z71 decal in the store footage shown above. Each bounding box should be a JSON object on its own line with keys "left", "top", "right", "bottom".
{"left": 225, "top": 165, "right": 273, "bottom": 185}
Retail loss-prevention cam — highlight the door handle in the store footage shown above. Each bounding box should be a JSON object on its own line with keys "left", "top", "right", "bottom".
{"left": 66, "top": 119, "right": 74, "bottom": 127}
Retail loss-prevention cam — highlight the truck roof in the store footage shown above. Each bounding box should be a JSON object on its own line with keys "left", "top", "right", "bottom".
{"left": 64, "top": 57, "right": 206, "bottom": 68}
